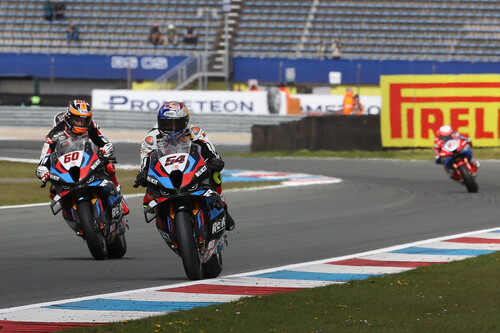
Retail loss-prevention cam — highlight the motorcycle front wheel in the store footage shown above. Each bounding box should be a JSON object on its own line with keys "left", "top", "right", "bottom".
{"left": 203, "top": 251, "right": 223, "bottom": 279}
{"left": 107, "top": 234, "right": 127, "bottom": 259}
{"left": 77, "top": 200, "right": 107, "bottom": 260}
{"left": 458, "top": 164, "right": 478, "bottom": 193}
{"left": 175, "top": 211, "right": 203, "bottom": 280}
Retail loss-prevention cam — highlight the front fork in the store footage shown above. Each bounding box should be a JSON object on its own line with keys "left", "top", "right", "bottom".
{"left": 452, "top": 157, "right": 477, "bottom": 181}
{"left": 148, "top": 198, "right": 206, "bottom": 250}
{"left": 58, "top": 192, "right": 105, "bottom": 237}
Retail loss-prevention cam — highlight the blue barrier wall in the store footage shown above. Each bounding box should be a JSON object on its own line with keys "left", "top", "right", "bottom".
{"left": 1, "top": 53, "right": 500, "bottom": 84}
{"left": 233, "top": 57, "right": 500, "bottom": 84}
{"left": 0, "top": 53, "right": 184, "bottom": 80}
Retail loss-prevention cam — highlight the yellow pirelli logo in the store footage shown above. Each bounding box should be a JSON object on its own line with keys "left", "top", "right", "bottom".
{"left": 381, "top": 74, "right": 500, "bottom": 147}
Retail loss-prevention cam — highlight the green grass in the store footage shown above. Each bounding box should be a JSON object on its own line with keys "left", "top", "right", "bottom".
{"left": 0, "top": 161, "right": 281, "bottom": 206}
{"left": 62, "top": 252, "right": 500, "bottom": 333}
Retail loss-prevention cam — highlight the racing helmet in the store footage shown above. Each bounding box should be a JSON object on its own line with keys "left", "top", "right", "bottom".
{"left": 157, "top": 101, "right": 190, "bottom": 137}
{"left": 436, "top": 125, "right": 453, "bottom": 140}
{"left": 64, "top": 100, "right": 92, "bottom": 135}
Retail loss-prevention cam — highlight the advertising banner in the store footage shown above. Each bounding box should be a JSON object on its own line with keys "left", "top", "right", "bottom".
{"left": 0, "top": 53, "right": 183, "bottom": 80}
{"left": 294, "top": 94, "right": 381, "bottom": 115}
{"left": 92, "top": 89, "right": 269, "bottom": 114}
{"left": 381, "top": 74, "right": 500, "bottom": 147}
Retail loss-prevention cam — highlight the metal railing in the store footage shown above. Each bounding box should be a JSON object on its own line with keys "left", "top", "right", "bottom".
{"left": 142, "top": 54, "right": 200, "bottom": 90}
{"left": 0, "top": 107, "right": 304, "bottom": 133}
{"left": 143, "top": 53, "right": 227, "bottom": 91}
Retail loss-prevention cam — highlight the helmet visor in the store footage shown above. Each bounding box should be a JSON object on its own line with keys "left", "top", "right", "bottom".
{"left": 71, "top": 114, "right": 92, "bottom": 128}
{"left": 158, "top": 117, "right": 185, "bottom": 133}
{"left": 440, "top": 134, "right": 453, "bottom": 142}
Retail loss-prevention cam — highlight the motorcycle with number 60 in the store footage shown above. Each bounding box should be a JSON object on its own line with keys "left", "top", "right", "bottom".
{"left": 439, "top": 137, "right": 478, "bottom": 193}
{"left": 44, "top": 134, "right": 128, "bottom": 260}
{"left": 136, "top": 136, "right": 226, "bottom": 280}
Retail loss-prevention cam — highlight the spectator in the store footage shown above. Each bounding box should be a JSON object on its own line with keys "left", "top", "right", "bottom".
{"left": 66, "top": 22, "right": 79, "bottom": 44}
{"left": 343, "top": 87, "right": 353, "bottom": 115}
{"left": 278, "top": 82, "right": 291, "bottom": 100}
{"left": 316, "top": 40, "right": 326, "bottom": 60}
{"left": 249, "top": 84, "right": 259, "bottom": 91}
{"left": 149, "top": 23, "right": 164, "bottom": 46}
{"left": 54, "top": 0, "right": 65, "bottom": 20}
{"left": 183, "top": 24, "right": 197, "bottom": 45}
{"left": 332, "top": 40, "right": 342, "bottom": 59}
{"left": 166, "top": 23, "right": 178, "bottom": 46}
{"left": 352, "top": 94, "right": 365, "bottom": 115}
{"left": 43, "top": 0, "right": 53, "bottom": 21}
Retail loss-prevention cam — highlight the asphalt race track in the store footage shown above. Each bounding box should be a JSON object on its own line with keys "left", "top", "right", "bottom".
{"left": 2, "top": 140, "right": 500, "bottom": 309}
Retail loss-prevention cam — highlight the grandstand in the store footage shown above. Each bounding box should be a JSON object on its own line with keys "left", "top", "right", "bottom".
{"left": 1, "top": 0, "right": 500, "bottom": 66}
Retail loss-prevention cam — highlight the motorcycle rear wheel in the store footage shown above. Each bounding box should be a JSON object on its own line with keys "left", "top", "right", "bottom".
{"left": 176, "top": 211, "right": 203, "bottom": 280}
{"left": 77, "top": 201, "right": 107, "bottom": 260}
{"left": 458, "top": 164, "right": 478, "bottom": 193}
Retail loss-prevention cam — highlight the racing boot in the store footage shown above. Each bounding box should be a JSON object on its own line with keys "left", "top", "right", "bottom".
{"left": 116, "top": 185, "right": 129, "bottom": 216}
{"left": 224, "top": 204, "right": 235, "bottom": 231}
{"left": 213, "top": 177, "right": 235, "bottom": 231}
{"left": 49, "top": 185, "right": 57, "bottom": 200}
{"left": 122, "top": 198, "right": 130, "bottom": 216}
{"left": 143, "top": 190, "right": 155, "bottom": 214}
{"left": 107, "top": 163, "right": 129, "bottom": 215}
{"left": 471, "top": 157, "right": 480, "bottom": 169}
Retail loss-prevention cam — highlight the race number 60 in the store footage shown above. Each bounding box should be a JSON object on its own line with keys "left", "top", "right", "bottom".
{"left": 63, "top": 152, "right": 80, "bottom": 163}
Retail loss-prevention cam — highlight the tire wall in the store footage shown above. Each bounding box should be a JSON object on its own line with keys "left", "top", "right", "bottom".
{"left": 251, "top": 115, "right": 383, "bottom": 152}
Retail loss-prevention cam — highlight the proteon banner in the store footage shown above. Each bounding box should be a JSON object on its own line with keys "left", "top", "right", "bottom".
{"left": 381, "top": 74, "right": 500, "bottom": 147}
{"left": 92, "top": 89, "right": 269, "bottom": 114}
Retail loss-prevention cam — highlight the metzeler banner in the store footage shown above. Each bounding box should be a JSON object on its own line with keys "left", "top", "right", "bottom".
{"left": 91, "top": 89, "right": 269, "bottom": 114}
{"left": 381, "top": 74, "right": 500, "bottom": 147}
{"left": 294, "top": 94, "right": 381, "bottom": 115}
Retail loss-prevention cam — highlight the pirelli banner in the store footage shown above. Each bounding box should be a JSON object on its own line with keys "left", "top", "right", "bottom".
{"left": 381, "top": 74, "right": 500, "bottom": 147}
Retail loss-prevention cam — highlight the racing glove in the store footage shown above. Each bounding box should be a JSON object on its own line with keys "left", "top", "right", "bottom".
{"left": 134, "top": 170, "right": 148, "bottom": 188}
{"left": 36, "top": 166, "right": 50, "bottom": 182}
{"left": 434, "top": 156, "right": 441, "bottom": 164}
{"left": 100, "top": 142, "right": 115, "bottom": 159}
{"left": 207, "top": 157, "right": 225, "bottom": 172}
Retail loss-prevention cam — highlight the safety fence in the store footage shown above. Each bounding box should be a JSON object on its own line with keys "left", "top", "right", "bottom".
{"left": 0, "top": 107, "right": 304, "bottom": 133}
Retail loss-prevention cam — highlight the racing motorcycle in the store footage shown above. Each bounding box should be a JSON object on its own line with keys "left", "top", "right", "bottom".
{"left": 43, "top": 133, "right": 128, "bottom": 260}
{"left": 137, "top": 136, "right": 226, "bottom": 280}
{"left": 439, "top": 137, "right": 478, "bottom": 193}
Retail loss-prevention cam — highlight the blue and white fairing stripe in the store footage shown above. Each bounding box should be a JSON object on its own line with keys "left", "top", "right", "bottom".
{"left": 50, "top": 152, "right": 92, "bottom": 183}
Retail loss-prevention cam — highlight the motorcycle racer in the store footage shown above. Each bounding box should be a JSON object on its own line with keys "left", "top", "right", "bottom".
{"left": 135, "top": 101, "right": 235, "bottom": 231}
{"left": 434, "top": 125, "right": 479, "bottom": 171}
{"left": 35, "top": 99, "right": 129, "bottom": 215}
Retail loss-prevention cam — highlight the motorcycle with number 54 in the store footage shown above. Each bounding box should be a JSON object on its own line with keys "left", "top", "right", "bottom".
{"left": 135, "top": 136, "right": 227, "bottom": 280}
{"left": 43, "top": 134, "right": 128, "bottom": 260}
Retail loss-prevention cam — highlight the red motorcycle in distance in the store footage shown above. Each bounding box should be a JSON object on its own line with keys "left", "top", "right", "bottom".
{"left": 438, "top": 138, "right": 478, "bottom": 193}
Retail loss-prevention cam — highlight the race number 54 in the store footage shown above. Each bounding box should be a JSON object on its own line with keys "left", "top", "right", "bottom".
{"left": 164, "top": 155, "right": 185, "bottom": 166}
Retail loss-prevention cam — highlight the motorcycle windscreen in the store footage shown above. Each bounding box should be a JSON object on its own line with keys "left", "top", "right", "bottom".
{"left": 440, "top": 139, "right": 460, "bottom": 157}
{"left": 149, "top": 137, "right": 193, "bottom": 190}
{"left": 50, "top": 134, "right": 99, "bottom": 183}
